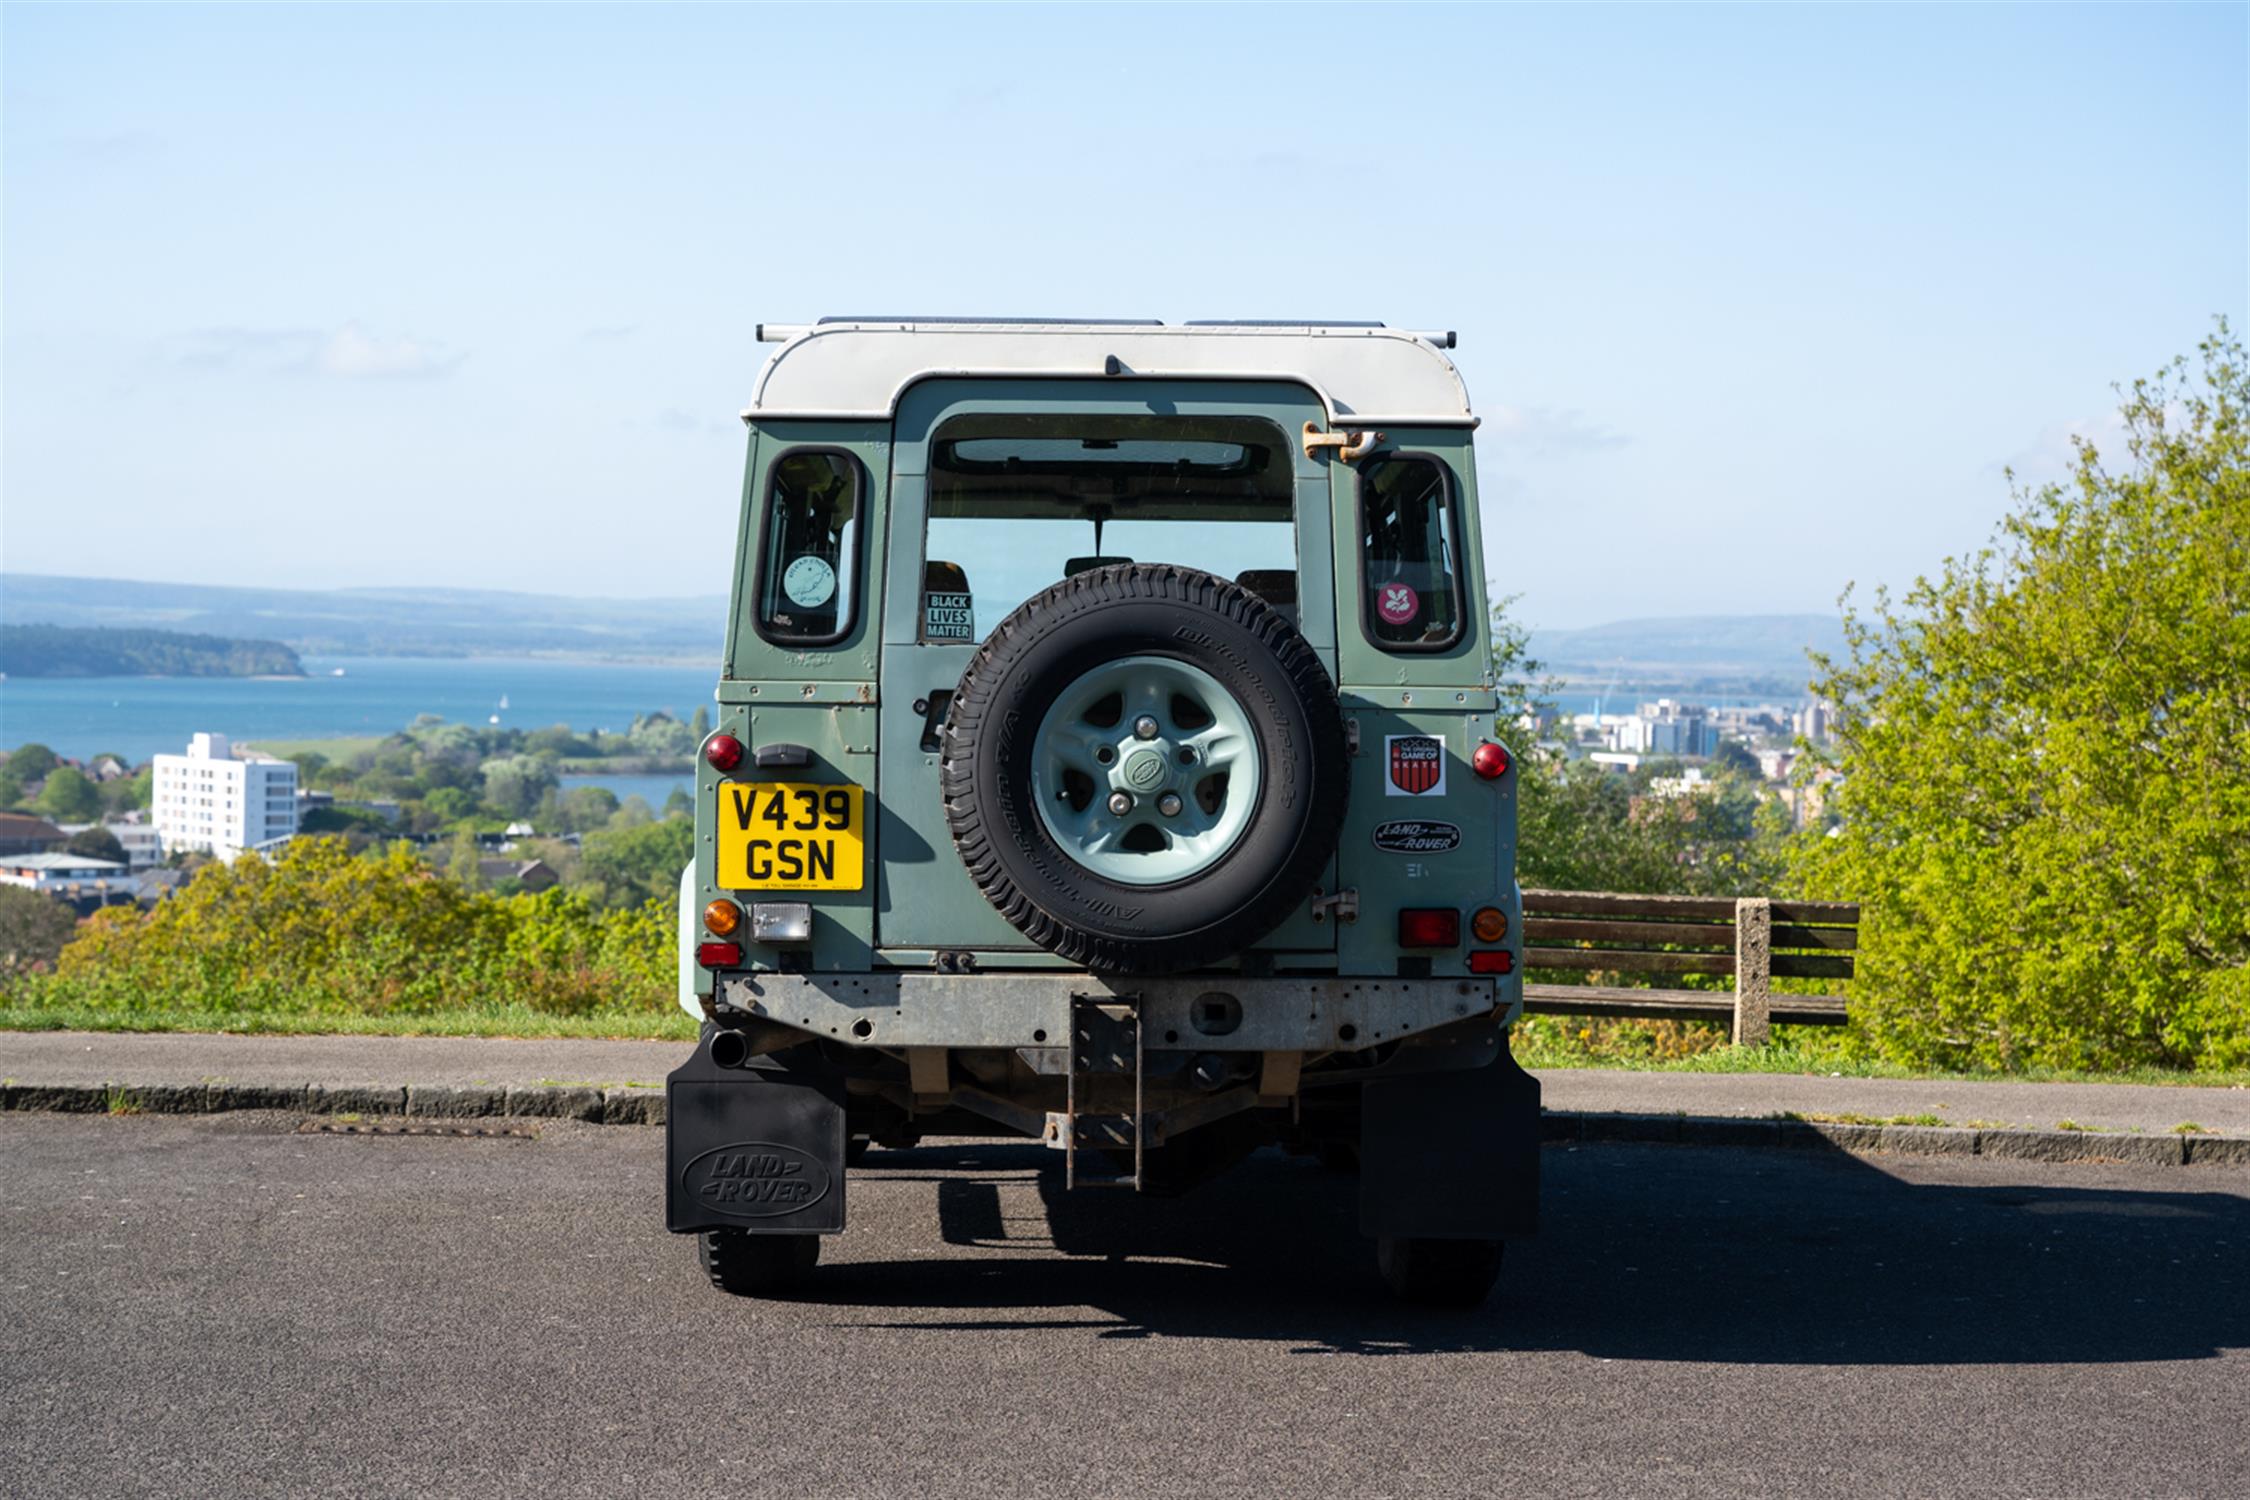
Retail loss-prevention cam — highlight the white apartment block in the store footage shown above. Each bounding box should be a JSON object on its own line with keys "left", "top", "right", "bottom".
{"left": 152, "top": 733, "right": 299, "bottom": 859}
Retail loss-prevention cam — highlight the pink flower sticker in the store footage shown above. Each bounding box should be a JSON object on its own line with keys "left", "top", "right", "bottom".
{"left": 1376, "top": 583, "right": 1420, "bottom": 626}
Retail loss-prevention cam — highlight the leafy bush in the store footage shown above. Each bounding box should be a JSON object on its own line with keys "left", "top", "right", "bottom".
{"left": 35, "top": 837, "right": 674, "bottom": 1022}
{"left": 1796, "top": 327, "right": 2250, "bottom": 1071}
{"left": 0, "top": 887, "right": 79, "bottom": 983}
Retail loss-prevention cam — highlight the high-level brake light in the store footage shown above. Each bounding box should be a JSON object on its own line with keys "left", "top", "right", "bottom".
{"left": 703, "top": 733, "right": 745, "bottom": 772}
{"left": 1472, "top": 741, "right": 1511, "bottom": 780}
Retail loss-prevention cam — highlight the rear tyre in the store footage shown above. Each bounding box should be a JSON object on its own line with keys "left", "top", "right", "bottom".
{"left": 699, "top": 1230, "right": 820, "bottom": 1297}
{"left": 1376, "top": 1236, "right": 1504, "bottom": 1308}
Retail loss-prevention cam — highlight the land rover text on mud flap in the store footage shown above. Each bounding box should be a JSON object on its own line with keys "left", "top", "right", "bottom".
{"left": 668, "top": 319, "right": 1534, "bottom": 1306}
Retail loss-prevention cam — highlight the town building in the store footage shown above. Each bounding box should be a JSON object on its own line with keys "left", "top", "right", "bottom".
{"left": 0, "top": 852, "right": 140, "bottom": 908}
{"left": 1756, "top": 748, "right": 1798, "bottom": 782}
{"left": 1611, "top": 699, "right": 1720, "bottom": 758}
{"left": 0, "top": 813, "right": 68, "bottom": 858}
{"left": 151, "top": 732, "right": 299, "bottom": 859}
{"left": 104, "top": 819, "right": 164, "bottom": 871}
{"left": 477, "top": 858, "right": 561, "bottom": 893}
{"left": 1645, "top": 767, "right": 1714, "bottom": 799}
{"left": 1794, "top": 700, "right": 1837, "bottom": 744}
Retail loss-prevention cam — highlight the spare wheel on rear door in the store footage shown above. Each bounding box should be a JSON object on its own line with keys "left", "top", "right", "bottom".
{"left": 940, "top": 563, "right": 1348, "bottom": 974}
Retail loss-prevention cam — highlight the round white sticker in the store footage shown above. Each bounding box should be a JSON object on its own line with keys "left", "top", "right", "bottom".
{"left": 782, "top": 555, "right": 837, "bottom": 609}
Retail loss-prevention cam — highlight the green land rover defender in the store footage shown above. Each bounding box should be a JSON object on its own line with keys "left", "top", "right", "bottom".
{"left": 667, "top": 319, "right": 1536, "bottom": 1306}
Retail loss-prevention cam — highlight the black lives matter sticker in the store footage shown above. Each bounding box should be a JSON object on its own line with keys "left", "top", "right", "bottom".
{"left": 924, "top": 591, "right": 974, "bottom": 641}
{"left": 1372, "top": 819, "right": 1462, "bottom": 854}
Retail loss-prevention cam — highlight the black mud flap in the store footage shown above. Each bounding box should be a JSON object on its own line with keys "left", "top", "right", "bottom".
{"left": 1358, "top": 1043, "right": 1541, "bottom": 1240}
{"left": 666, "top": 1034, "right": 846, "bottom": 1235}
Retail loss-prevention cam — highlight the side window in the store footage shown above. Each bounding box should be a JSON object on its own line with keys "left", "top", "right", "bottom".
{"left": 1357, "top": 453, "right": 1463, "bottom": 651}
{"left": 755, "top": 450, "right": 862, "bottom": 646}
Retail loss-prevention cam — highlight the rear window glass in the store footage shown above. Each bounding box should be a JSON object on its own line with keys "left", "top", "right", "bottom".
{"left": 1357, "top": 454, "right": 1463, "bottom": 650}
{"left": 755, "top": 450, "right": 862, "bottom": 645}
{"left": 922, "top": 414, "right": 1296, "bottom": 642}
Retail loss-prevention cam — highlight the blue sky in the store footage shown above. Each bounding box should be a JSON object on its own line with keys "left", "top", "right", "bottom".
{"left": 3, "top": 3, "right": 2242, "bottom": 630}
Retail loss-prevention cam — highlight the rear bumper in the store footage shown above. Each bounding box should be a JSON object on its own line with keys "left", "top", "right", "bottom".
{"left": 711, "top": 971, "right": 1516, "bottom": 1051}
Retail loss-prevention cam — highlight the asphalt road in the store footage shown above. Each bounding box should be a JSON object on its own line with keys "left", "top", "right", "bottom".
{"left": 3, "top": 1116, "right": 2245, "bottom": 1499}
{"left": 12, "top": 1030, "right": 2247, "bottom": 1135}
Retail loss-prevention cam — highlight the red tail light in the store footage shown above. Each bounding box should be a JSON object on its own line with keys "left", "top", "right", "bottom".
{"left": 695, "top": 941, "right": 743, "bottom": 969}
{"left": 1397, "top": 908, "right": 1460, "bottom": 948}
{"left": 1469, "top": 949, "right": 1514, "bottom": 974}
{"left": 1472, "top": 741, "right": 1511, "bottom": 780}
{"left": 702, "top": 733, "right": 744, "bottom": 772}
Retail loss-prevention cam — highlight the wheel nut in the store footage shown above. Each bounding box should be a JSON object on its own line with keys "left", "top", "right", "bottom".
{"left": 1157, "top": 792, "right": 1183, "bottom": 817}
{"left": 1107, "top": 791, "right": 1134, "bottom": 817}
{"left": 1133, "top": 715, "right": 1160, "bottom": 740}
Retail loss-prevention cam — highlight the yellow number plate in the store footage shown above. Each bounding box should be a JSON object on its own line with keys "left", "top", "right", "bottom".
{"left": 716, "top": 782, "right": 865, "bottom": 892}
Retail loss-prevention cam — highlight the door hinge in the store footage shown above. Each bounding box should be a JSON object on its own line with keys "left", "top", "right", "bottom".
{"left": 1310, "top": 888, "right": 1359, "bottom": 924}
{"left": 1302, "top": 422, "right": 1385, "bottom": 463}
{"left": 1343, "top": 720, "right": 1361, "bottom": 755}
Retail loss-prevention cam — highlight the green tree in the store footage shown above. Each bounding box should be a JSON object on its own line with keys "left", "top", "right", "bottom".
{"left": 480, "top": 755, "right": 557, "bottom": 819}
{"left": 688, "top": 705, "right": 711, "bottom": 741}
{"left": 5, "top": 743, "right": 60, "bottom": 783}
{"left": 64, "top": 826, "right": 128, "bottom": 863}
{"left": 1711, "top": 739, "right": 1760, "bottom": 778}
{"left": 0, "top": 886, "right": 78, "bottom": 983}
{"left": 628, "top": 712, "right": 695, "bottom": 758}
{"left": 422, "top": 786, "right": 479, "bottom": 825}
{"left": 98, "top": 765, "right": 153, "bottom": 817}
{"left": 0, "top": 768, "right": 23, "bottom": 810}
{"left": 447, "top": 829, "right": 486, "bottom": 890}
{"left": 525, "top": 724, "right": 595, "bottom": 758}
{"left": 581, "top": 816, "right": 694, "bottom": 907}
{"left": 35, "top": 767, "right": 100, "bottom": 822}
{"left": 1796, "top": 326, "right": 2250, "bottom": 1071}
{"left": 557, "top": 783, "right": 621, "bottom": 833}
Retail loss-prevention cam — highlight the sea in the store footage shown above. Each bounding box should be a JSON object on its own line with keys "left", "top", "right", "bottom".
{"left": 0, "top": 654, "right": 720, "bottom": 770}
{"left": 0, "top": 654, "right": 1811, "bottom": 777}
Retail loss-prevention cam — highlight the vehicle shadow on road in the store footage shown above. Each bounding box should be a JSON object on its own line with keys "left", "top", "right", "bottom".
{"left": 815, "top": 1139, "right": 2250, "bottom": 1362}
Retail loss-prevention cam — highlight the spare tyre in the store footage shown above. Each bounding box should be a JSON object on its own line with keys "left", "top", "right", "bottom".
{"left": 941, "top": 563, "right": 1348, "bottom": 973}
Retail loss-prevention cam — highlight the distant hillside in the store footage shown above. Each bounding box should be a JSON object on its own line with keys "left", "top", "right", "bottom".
{"left": 0, "top": 624, "right": 305, "bottom": 678}
{"left": 0, "top": 574, "right": 726, "bottom": 660}
{"left": 1527, "top": 614, "right": 1847, "bottom": 696}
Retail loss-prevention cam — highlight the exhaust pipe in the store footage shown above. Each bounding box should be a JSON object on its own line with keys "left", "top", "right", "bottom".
{"left": 709, "top": 1030, "right": 751, "bottom": 1070}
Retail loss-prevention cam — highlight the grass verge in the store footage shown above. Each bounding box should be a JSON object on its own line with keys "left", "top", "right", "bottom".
{"left": 0, "top": 1003, "right": 698, "bottom": 1042}
{"left": 1509, "top": 1017, "right": 2250, "bottom": 1089}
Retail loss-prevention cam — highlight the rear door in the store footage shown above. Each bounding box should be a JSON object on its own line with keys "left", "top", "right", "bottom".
{"left": 873, "top": 378, "right": 1341, "bottom": 963}
{"left": 1326, "top": 431, "right": 1507, "bottom": 978}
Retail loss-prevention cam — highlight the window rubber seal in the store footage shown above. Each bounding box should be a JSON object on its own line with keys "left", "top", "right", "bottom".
{"left": 1354, "top": 449, "right": 1467, "bottom": 655}
{"left": 751, "top": 446, "right": 865, "bottom": 650}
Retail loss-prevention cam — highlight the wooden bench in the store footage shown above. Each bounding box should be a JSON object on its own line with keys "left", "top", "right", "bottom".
{"left": 1518, "top": 889, "right": 1861, "bottom": 1045}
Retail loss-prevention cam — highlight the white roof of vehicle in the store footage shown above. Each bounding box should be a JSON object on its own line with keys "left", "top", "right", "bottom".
{"left": 745, "top": 320, "right": 1476, "bottom": 427}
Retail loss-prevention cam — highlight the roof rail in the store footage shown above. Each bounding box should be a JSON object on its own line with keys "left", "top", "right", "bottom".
{"left": 812, "top": 316, "right": 1166, "bottom": 327}
{"left": 1180, "top": 319, "right": 1387, "bottom": 328}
